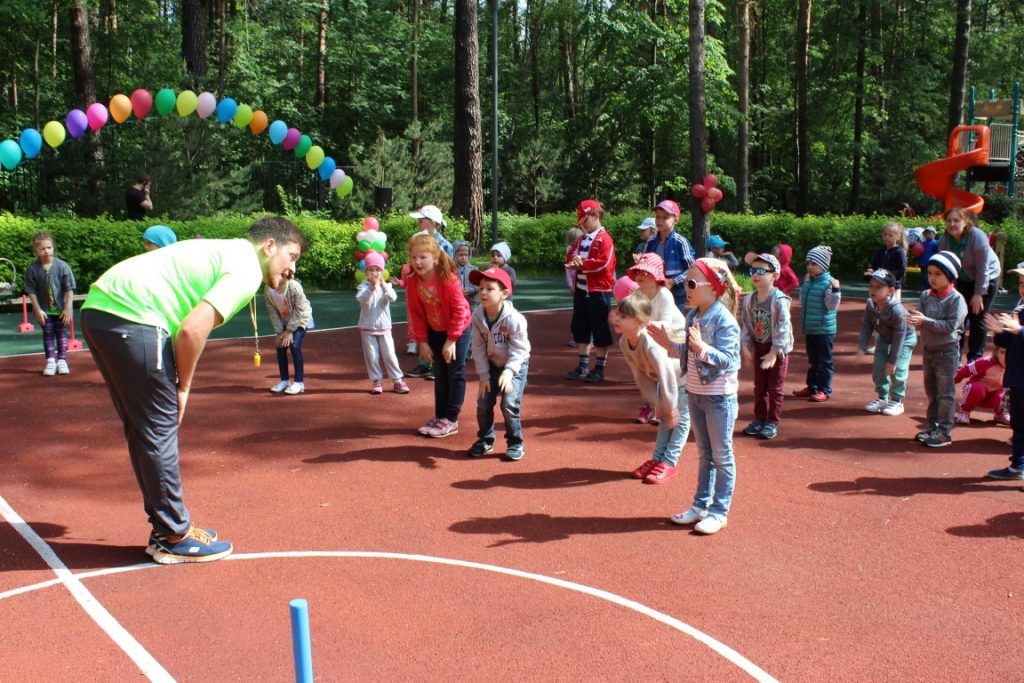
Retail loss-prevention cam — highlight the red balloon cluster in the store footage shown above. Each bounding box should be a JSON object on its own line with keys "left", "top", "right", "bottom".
{"left": 691, "top": 174, "right": 724, "bottom": 213}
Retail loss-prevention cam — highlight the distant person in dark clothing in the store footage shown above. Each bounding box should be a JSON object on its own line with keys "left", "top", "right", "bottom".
{"left": 125, "top": 175, "right": 153, "bottom": 220}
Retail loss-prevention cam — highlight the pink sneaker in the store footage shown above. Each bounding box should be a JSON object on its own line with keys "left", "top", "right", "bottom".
{"left": 996, "top": 411, "right": 1010, "bottom": 426}
{"left": 427, "top": 418, "right": 459, "bottom": 438}
{"left": 632, "top": 459, "right": 658, "bottom": 479}
{"left": 644, "top": 462, "right": 678, "bottom": 484}
{"left": 417, "top": 418, "right": 440, "bottom": 436}
{"left": 370, "top": 381, "right": 383, "bottom": 395}
{"left": 393, "top": 379, "right": 410, "bottom": 394}
{"left": 636, "top": 404, "right": 654, "bottom": 424}
{"left": 955, "top": 410, "right": 971, "bottom": 425}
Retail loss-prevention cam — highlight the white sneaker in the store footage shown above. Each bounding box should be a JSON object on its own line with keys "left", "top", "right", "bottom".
{"left": 284, "top": 381, "right": 305, "bottom": 395}
{"left": 42, "top": 359, "right": 57, "bottom": 376}
{"left": 270, "top": 380, "right": 290, "bottom": 393}
{"left": 56, "top": 359, "right": 70, "bottom": 375}
{"left": 694, "top": 515, "right": 727, "bottom": 535}
{"left": 864, "top": 398, "right": 887, "bottom": 413}
{"left": 881, "top": 401, "right": 904, "bottom": 416}
{"left": 669, "top": 507, "right": 708, "bottom": 526}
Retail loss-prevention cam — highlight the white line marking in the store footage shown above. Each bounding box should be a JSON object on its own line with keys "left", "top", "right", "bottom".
{"left": 0, "top": 495, "right": 174, "bottom": 682}
{"left": 0, "top": 549, "right": 776, "bottom": 681}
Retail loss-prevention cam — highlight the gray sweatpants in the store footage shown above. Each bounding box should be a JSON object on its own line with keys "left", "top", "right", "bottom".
{"left": 81, "top": 309, "right": 190, "bottom": 537}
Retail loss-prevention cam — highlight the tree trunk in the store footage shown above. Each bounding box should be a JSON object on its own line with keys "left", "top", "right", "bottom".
{"left": 644, "top": 0, "right": 657, "bottom": 207}
{"left": 181, "top": 0, "right": 209, "bottom": 85}
{"left": 528, "top": 0, "right": 540, "bottom": 128}
{"left": 849, "top": 1, "right": 866, "bottom": 214}
{"left": 412, "top": 0, "right": 419, "bottom": 125}
{"left": 559, "top": 19, "right": 576, "bottom": 120}
{"left": 217, "top": 0, "right": 227, "bottom": 95}
{"left": 314, "top": 0, "right": 328, "bottom": 108}
{"left": 688, "top": 0, "right": 709, "bottom": 254}
{"left": 736, "top": 0, "right": 750, "bottom": 212}
{"left": 795, "top": 0, "right": 812, "bottom": 215}
{"left": 452, "top": 0, "right": 485, "bottom": 247}
{"left": 69, "top": 0, "right": 103, "bottom": 216}
{"left": 948, "top": 0, "right": 972, "bottom": 135}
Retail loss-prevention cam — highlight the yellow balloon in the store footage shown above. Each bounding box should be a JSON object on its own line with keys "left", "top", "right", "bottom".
{"left": 43, "top": 121, "right": 66, "bottom": 149}
{"left": 109, "top": 94, "right": 132, "bottom": 124}
{"left": 305, "top": 145, "right": 325, "bottom": 170}
{"left": 354, "top": 270, "right": 367, "bottom": 283}
{"left": 176, "top": 90, "right": 198, "bottom": 116}
{"left": 382, "top": 269, "right": 390, "bottom": 281}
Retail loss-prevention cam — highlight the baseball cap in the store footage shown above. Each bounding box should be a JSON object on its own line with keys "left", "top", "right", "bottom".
{"left": 652, "top": 199, "right": 681, "bottom": 217}
{"left": 1007, "top": 261, "right": 1024, "bottom": 277}
{"left": 636, "top": 217, "right": 657, "bottom": 231}
{"left": 575, "top": 199, "right": 602, "bottom": 226}
{"left": 409, "top": 204, "right": 447, "bottom": 227}
{"left": 748, "top": 253, "right": 780, "bottom": 273}
{"left": 707, "top": 235, "right": 728, "bottom": 249}
{"left": 469, "top": 266, "right": 513, "bottom": 292}
{"left": 868, "top": 268, "right": 897, "bottom": 288}
{"left": 923, "top": 225, "right": 936, "bottom": 235}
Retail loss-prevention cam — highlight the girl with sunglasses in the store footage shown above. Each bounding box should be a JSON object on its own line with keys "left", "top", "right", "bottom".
{"left": 648, "top": 258, "right": 741, "bottom": 535}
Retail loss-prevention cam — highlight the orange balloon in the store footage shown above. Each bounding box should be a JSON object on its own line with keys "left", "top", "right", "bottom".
{"left": 249, "top": 110, "right": 269, "bottom": 135}
{"left": 109, "top": 94, "right": 132, "bottom": 124}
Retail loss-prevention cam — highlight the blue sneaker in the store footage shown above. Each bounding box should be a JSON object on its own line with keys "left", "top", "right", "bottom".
{"left": 150, "top": 527, "right": 232, "bottom": 565}
{"left": 504, "top": 443, "right": 525, "bottom": 461}
{"left": 986, "top": 467, "right": 1024, "bottom": 480}
{"left": 146, "top": 527, "right": 217, "bottom": 557}
{"left": 758, "top": 423, "right": 779, "bottom": 440}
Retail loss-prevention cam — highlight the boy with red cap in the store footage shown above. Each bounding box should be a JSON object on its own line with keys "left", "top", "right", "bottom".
{"left": 565, "top": 199, "right": 617, "bottom": 382}
{"left": 468, "top": 266, "right": 531, "bottom": 460}
{"left": 643, "top": 199, "right": 696, "bottom": 311}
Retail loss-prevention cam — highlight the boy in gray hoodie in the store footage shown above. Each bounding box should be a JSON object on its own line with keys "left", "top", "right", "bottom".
{"left": 906, "top": 251, "right": 968, "bottom": 447}
{"left": 467, "top": 266, "right": 531, "bottom": 461}
{"left": 858, "top": 268, "right": 917, "bottom": 417}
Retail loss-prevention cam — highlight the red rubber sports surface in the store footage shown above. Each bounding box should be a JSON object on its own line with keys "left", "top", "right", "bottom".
{"left": 1, "top": 303, "right": 1021, "bottom": 681}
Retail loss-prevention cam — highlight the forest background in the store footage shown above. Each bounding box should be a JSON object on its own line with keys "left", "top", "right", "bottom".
{"left": 0, "top": 0, "right": 1023, "bottom": 261}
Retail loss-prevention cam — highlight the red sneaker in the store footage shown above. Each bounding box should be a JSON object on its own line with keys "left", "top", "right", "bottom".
{"left": 644, "top": 462, "right": 678, "bottom": 484}
{"left": 808, "top": 391, "right": 829, "bottom": 402}
{"left": 636, "top": 404, "right": 654, "bottom": 424}
{"left": 632, "top": 459, "right": 658, "bottom": 479}
{"left": 792, "top": 387, "right": 813, "bottom": 398}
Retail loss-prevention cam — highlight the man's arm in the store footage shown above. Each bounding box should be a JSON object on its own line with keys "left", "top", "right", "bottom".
{"left": 174, "top": 301, "right": 223, "bottom": 424}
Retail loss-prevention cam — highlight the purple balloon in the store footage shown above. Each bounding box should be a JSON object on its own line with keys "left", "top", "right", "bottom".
{"left": 66, "top": 109, "right": 88, "bottom": 138}
{"left": 282, "top": 127, "right": 301, "bottom": 151}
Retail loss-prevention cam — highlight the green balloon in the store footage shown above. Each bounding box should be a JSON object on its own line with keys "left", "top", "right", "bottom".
{"left": 358, "top": 239, "right": 371, "bottom": 251}
{"left": 293, "top": 135, "right": 313, "bottom": 159}
{"left": 233, "top": 104, "right": 253, "bottom": 129}
{"left": 155, "top": 88, "right": 176, "bottom": 116}
{"left": 372, "top": 238, "right": 386, "bottom": 251}
{"left": 336, "top": 174, "right": 354, "bottom": 198}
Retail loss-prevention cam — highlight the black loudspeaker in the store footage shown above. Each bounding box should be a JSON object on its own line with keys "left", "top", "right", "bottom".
{"left": 374, "top": 186, "right": 393, "bottom": 213}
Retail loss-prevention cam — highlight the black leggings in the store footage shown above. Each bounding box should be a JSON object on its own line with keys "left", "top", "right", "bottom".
{"left": 956, "top": 279, "right": 996, "bottom": 362}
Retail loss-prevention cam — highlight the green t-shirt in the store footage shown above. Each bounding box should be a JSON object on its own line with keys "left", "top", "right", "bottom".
{"left": 83, "top": 238, "right": 263, "bottom": 337}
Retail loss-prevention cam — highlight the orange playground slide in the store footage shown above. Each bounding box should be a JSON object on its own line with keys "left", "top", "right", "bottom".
{"left": 914, "top": 124, "right": 989, "bottom": 214}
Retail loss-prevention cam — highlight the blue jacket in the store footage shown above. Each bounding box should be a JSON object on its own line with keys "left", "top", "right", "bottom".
{"left": 644, "top": 231, "right": 695, "bottom": 309}
{"left": 993, "top": 305, "right": 1024, "bottom": 390}
{"left": 799, "top": 272, "right": 841, "bottom": 335}
{"left": 681, "top": 299, "right": 741, "bottom": 386}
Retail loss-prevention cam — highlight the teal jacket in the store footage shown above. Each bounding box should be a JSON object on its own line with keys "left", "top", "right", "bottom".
{"left": 799, "top": 272, "right": 841, "bottom": 335}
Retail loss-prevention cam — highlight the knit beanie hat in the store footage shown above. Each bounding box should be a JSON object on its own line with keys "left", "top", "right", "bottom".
{"left": 490, "top": 241, "right": 512, "bottom": 262}
{"left": 453, "top": 240, "right": 471, "bottom": 255}
{"left": 805, "top": 245, "right": 832, "bottom": 271}
{"left": 928, "top": 251, "right": 961, "bottom": 283}
{"left": 364, "top": 251, "right": 386, "bottom": 270}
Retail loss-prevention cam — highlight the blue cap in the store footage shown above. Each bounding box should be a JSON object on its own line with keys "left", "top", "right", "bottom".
{"left": 143, "top": 225, "right": 177, "bottom": 248}
{"left": 707, "top": 235, "right": 728, "bottom": 249}
{"left": 636, "top": 217, "right": 656, "bottom": 231}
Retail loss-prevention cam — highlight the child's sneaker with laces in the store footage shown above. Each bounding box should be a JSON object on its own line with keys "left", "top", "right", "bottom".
{"left": 636, "top": 404, "right": 654, "bottom": 424}
{"left": 270, "top": 380, "right": 290, "bottom": 393}
{"left": 393, "top": 379, "right": 410, "bottom": 394}
{"left": 427, "top": 418, "right": 459, "bottom": 438}
{"left": 915, "top": 426, "right": 936, "bottom": 442}
{"left": 955, "top": 410, "right": 971, "bottom": 424}
{"left": 146, "top": 527, "right": 218, "bottom": 557}
{"left": 56, "top": 359, "right": 70, "bottom": 375}
{"left": 864, "top": 398, "right": 887, "bottom": 413}
{"left": 644, "top": 462, "right": 677, "bottom": 484}
{"left": 694, "top": 515, "right": 728, "bottom": 535}
{"left": 758, "top": 423, "right": 779, "bottom": 439}
{"left": 881, "top": 401, "right": 904, "bottom": 416}
{"left": 565, "top": 365, "right": 588, "bottom": 380}
{"left": 924, "top": 432, "right": 952, "bottom": 448}
{"left": 42, "top": 358, "right": 57, "bottom": 376}
{"left": 467, "top": 440, "right": 493, "bottom": 457}
{"left": 150, "top": 526, "right": 232, "bottom": 564}
{"left": 741, "top": 420, "right": 764, "bottom": 436}
{"left": 669, "top": 507, "right": 708, "bottom": 525}
{"left": 986, "top": 466, "right": 1024, "bottom": 480}
{"left": 284, "top": 381, "right": 305, "bottom": 395}
{"left": 504, "top": 443, "right": 525, "bottom": 461}
{"left": 996, "top": 411, "right": 1011, "bottom": 426}
{"left": 370, "top": 380, "right": 383, "bottom": 395}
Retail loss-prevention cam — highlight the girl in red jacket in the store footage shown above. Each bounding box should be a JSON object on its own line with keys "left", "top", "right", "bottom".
{"left": 955, "top": 347, "right": 1008, "bottom": 425}
{"left": 406, "top": 233, "right": 473, "bottom": 438}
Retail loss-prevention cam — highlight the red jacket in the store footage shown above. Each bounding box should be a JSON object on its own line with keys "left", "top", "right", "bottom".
{"left": 406, "top": 271, "right": 471, "bottom": 342}
{"left": 566, "top": 227, "right": 617, "bottom": 292}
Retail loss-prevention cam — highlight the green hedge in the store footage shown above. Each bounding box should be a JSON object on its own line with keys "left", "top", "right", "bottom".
{"left": 1, "top": 210, "right": 1019, "bottom": 294}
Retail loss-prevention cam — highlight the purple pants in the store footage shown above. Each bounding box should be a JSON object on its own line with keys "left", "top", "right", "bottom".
{"left": 42, "top": 314, "right": 69, "bottom": 360}
{"left": 751, "top": 341, "right": 789, "bottom": 424}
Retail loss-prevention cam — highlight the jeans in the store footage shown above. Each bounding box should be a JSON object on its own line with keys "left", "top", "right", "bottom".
{"left": 752, "top": 341, "right": 789, "bottom": 424}
{"left": 652, "top": 381, "right": 690, "bottom": 466}
{"left": 276, "top": 327, "right": 306, "bottom": 382}
{"left": 428, "top": 326, "right": 471, "bottom": 422}
{"left": 42, "top": 314, "right": 69, "bottom": 360}
{"left": 476, "top": 360, "right": 529, "bottom": 447}
{"left": 923, "top": 346, "right": 959, "bottom": 436}
{"left": 956, "top": 279, "right": 996, "bottom": 362}
{"left": 688, "top": 392, "right": 738, "bottom": 518}
{"left": 872, "top": 332, "right": 916, "bottom": 402}
{"left": 804, "top": 333, "right": 835, "bottom": 395}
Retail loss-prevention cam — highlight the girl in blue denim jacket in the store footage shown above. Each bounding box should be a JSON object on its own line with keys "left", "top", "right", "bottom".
{"left": 649, "top": 258, "right": 741, "bottom": 535}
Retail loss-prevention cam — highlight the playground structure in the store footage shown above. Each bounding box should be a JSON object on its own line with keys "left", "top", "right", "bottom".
{"left": 915, "top": 81, "right": 1022, "bottom": 214}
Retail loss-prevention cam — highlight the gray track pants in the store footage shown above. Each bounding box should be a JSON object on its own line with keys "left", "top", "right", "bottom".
{"left": 81, "top": 309, "right": 190, "bottom": 537}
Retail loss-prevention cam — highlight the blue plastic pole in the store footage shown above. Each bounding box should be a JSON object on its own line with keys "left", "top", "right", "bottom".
{"left": 289, "top": 599, "right": 313, "bottom": 683}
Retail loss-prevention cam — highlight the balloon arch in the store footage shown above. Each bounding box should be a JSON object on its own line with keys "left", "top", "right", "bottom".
{"left": 0, "top": 88, "right": 353, "bottom": 198}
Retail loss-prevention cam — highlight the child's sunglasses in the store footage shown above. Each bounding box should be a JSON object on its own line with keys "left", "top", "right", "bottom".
{"left": 685, "top": 279, "right": 714, "bottom": 290}
{"left": 749, "top": 266, "right": 772, "bottom": 276}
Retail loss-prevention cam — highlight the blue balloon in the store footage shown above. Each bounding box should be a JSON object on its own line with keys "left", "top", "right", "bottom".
{"left": 215, "top": 98, "right": 238, "bottom": 124}
{"left": 358, "top": 259, "right": 366, "bottom": 271}
{"left": 317, "top": 156, "right": 336, "bottom": 181}
{"left": 19, "top": 129, "right": 42, "bottom": 159}
{"left": 268, "top": 120, "right": 287, "bottom": 145}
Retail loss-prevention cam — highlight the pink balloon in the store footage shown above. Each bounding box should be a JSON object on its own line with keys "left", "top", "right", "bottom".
{"left": 329, "top": 169, "right": 346, "bottom": 189}
{"left": 703, "top": 173, "right": 718, "bottom": 190}
{"left": 707, "top": 187, "right": 723, "bottom": 201}
{"left": 613, "top": 276, "right": 639, "bottom": 301}
{"left": 130, "top": 89, "right": 153, "bottom": 119}
{"left": 282, "top": 127, "right": 301, "bottom": 150}
{"left": 701, "top": 197, "right": 717, "bottom": 213}
{"left": 196, "top": 92, "right": 217, "bottom": 119}
{"left": 691, "top": 183, "right": 707, "bottom": 199}
{"left": 363, "top": 216, "right": 380, "bottom": 232}
{"left": 86, "top": 102, "right": 108, "bottom": 132}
